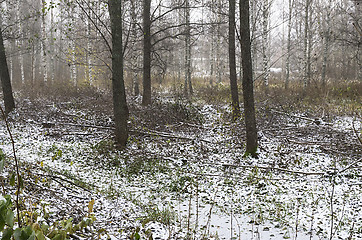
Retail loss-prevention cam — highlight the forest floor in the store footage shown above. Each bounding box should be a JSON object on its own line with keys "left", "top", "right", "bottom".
{"left": 0, "top": 84, "right": 361, "bottom": 240}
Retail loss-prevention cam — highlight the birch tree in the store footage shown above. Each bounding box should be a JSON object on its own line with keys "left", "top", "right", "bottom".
{"left": 41, "top": 0, "right": 48, "bottom": 86}
{"left": 184, "top": 0, "right": 192, "bottom": 96}
{"left": 285, "top": 0, "right": 293, "bottom": 89}
{"left": 303, "top": 0, "right": 310, "bottom": 88}
{"left": 229, "top": 0, "right": 240, "bottom": 120}
{"left": 262, "top": 0, "right": 269, "bottom": 88}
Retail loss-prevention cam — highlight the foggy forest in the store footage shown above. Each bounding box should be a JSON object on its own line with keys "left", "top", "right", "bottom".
{"left": 0, "top": 0, "right": 361, "bottom": 239}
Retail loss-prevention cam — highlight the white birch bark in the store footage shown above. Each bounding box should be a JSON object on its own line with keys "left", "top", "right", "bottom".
{"left": 250, "top": 0, "right": 257, "bottom": 81}
{"left": 307, "top": 1, "right": 313, "bottom": 85}
{"left": 321, "top": 7, "right": 330, "bottom": 89}
{"left": 216, "top": 0, "right": 222, "bottom": 83}
{"left": 303, "top": 0, "right": 310, "bottom": 88}
{"left": 50, "top": 2, "right": 55, "bottom": 83}
{"left": 262, "top": 0, "right": 269, "bottom": 87}
{"left": 16, "top": 1, "right": 25, "bottom": 84}
{"left": 70, "top": 7, "right": 77, "bottom": 86}
{"left": 184, "top": 0, "right": 192, "bottom": 96}
{"left": 86, "top": 0, "right": 92, "bottom": 85}
{"left": 285, "top": 0, "right": 293, "bottom": 89}
{"left": 41, "top": 0, "right": 48, "bottom": 85}
{"left": 32, "top": 46, "right": 36, "bottom": 86}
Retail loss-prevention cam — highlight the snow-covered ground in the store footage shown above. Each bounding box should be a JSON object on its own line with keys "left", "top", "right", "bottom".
{"left": 0, "top": 97, "right": 360, "bottom": 239}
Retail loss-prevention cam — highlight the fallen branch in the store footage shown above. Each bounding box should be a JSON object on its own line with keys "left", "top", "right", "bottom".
{"left": 222, "top": 164, "right": 325, "bottom": 176}
{"left": 129, "top": 129, "right": 214, "bottom": 144}
{"left": 339, "top": 158, "right": 362, "bottom": 174}
{"left": 36, "top": 172, "right": 92, "bottom": 193}
{"left": 42, "top": 122, "right": 113, "bottom": 130}
{"left": 270, "top": 109, "right": 331, "bottom": 126}
{"left": 43, "top": 121, "right": 216, "bottom": 144}
{"left": 286, "top": 138, "right": 329, "bottom": 146}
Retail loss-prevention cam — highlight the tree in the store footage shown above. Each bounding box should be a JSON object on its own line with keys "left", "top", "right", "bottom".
{"left": 184, "top": 0, "right": 192, "bottom": 97}
{"left": 321, "top": 3, "right": 332, "bottom": 90}
{"left": 285, "top": 0, "right": 293, "bottom": 89}
{"left": 142, "top": 0, "right": 152, "bottom": 105}
{"left": 240, "top": 0, "right": 258, "bottom": 156}
{"left": 262, "top": 0, "right": 270, "bottom": 89}
{"left": 229, "top": 0, "right": 240, "bottom": 120}
{"left": 303, "top": 0, "right": 311, "bottom": 88}
{"left": 108, "top": 0, "right": 129, "bottom": 147}
{"left": 41, "top": 0, "right": 48, "bottom": 86}
{"left": 0, "top": 25, "right": 15, "bottom": 114}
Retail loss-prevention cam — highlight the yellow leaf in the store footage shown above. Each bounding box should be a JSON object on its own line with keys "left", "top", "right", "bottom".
{"left": 88, "top": 199, "right": 95, "bottom": 213}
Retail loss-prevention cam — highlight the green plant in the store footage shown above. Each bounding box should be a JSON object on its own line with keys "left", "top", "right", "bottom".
{"left": 0, "top": 195, "right": 95, "bottom": 240}
{"left": 142, "top": 205, "right": 176, "bottom": 227}
{"left": 169, "top": 175, "right": 193, "bottom": 192}
{"left": 92, "top": 139, "right": 115, "bottom": 156}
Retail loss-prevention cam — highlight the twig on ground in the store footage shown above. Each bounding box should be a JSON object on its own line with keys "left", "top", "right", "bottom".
{"left": 270, "top": 109, "right": 332, "bottom": 125}
{"left": 222, "top": 163, "right": 325, "bottom": 176}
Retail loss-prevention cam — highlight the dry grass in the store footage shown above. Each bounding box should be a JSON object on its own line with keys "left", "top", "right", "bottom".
{"left": 14, "top": 74, "right": 361, "bottom": 119}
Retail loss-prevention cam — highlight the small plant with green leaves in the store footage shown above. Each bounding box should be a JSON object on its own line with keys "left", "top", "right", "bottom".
{"left": 0, "top": 195, "right": 95, "bottom": 240}
{"left": 142, "top": 205, "right": 177, "bottom": 227}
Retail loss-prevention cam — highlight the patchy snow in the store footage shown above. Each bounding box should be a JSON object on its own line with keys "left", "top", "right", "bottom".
{"left": 0, "top": 98, "right": 361, "bottom": 239}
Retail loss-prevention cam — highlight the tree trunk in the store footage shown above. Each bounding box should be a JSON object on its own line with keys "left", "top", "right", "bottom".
{"left": 285, "top": 0, "right": 293, "bottom": 89}
{"left": 50, "top": 3, "right": 55, "bottom": 84}
{"left": 229, "top": 0, "right": 240, "bottom": 120}
{"left": 86, "top": 0, "right": 92, "bottom": 85}
{"left": 0, "top": 26, "right": 15, "bottom": 114}
{"left": 216, "top": 0, "right": 222, "bottom": 83}
{"left": 130, "top": 0, "right": 140, "bottom": 95}
{"left": 321, "top": 9, "right": 330, "bottom": 90}
{"left": 250, "top": 0, "right": 256, "bottom": 81}
{"left": 16, "top": 1, "right": 25, "bottom": 85}
{"left": 262, "top": 0, "right": 269, "bottom": 88}
{"left": 71, "top": 14, "right": 77, "bottom": 87}
{"left": 240, "top": 0, "right": 258, "bottom": 157}
{"left": 41, "top": 0, "right": 48, "bottom": 86}
{"left": 142, "top": 0, "right": 152, "bottom": 105}
{"left": 303, "top": 0, "right": 310, "bottom": 88}
{"left": 184, "top": 0, "right": 192, "bottom": 97}
{"left": 307, "top": 1, "right": 313, "bottom": 86}
{"left": 108, "top": 0, "right": 129, "bottom": 147}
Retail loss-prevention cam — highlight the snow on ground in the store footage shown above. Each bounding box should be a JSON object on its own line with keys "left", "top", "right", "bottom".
{"left": 0, "top": 97, "right": 361, "bottom": 239}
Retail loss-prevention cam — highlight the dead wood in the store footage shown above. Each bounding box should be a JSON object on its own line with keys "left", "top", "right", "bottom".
{"left": 222, "top": 163, "right": 325, "bottom": 176}
{"left": 270, "top": 109, "right": 331, "bottom": 125}
{"left": 42, "top": 122, "right": 113, "bottom": 130}
{"left": 42, "top": 121, "right": 215, "bottom": 143}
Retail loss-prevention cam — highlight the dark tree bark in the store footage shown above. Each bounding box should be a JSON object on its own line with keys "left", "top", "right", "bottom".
{"left": 229, "top": 0, "right": 240, "bottom": 120}
{"left": 108, "top": 0, "right": 129, "bottom": 147}
{"left": 0, "top": 26, "right": 15, "bottom": 114}
{"left": 240, "top": 0, "right": 258, "bottom": 156}
{"left": 142, "top": 0, "right": 152, "bottom": 105}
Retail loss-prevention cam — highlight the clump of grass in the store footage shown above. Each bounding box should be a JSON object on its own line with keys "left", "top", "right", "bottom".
{"left": 142, "top": 205, "right": 177, "bottom": 226}
{"left": 196, "top": 82, "right": 231, "bottom": 104}
{"left": 255, "top": 79, "right": 361, "bottom": 116}
{"left": 122, "top": 157, "right": 168, "bottom": 180}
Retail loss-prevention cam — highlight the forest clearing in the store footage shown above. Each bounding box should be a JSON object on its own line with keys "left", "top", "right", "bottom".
{"left": 0, "top": 0, "right": 361, "bottom": 239}
{"left": 0, "top": 80, "right": 361, "bottom": 239}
